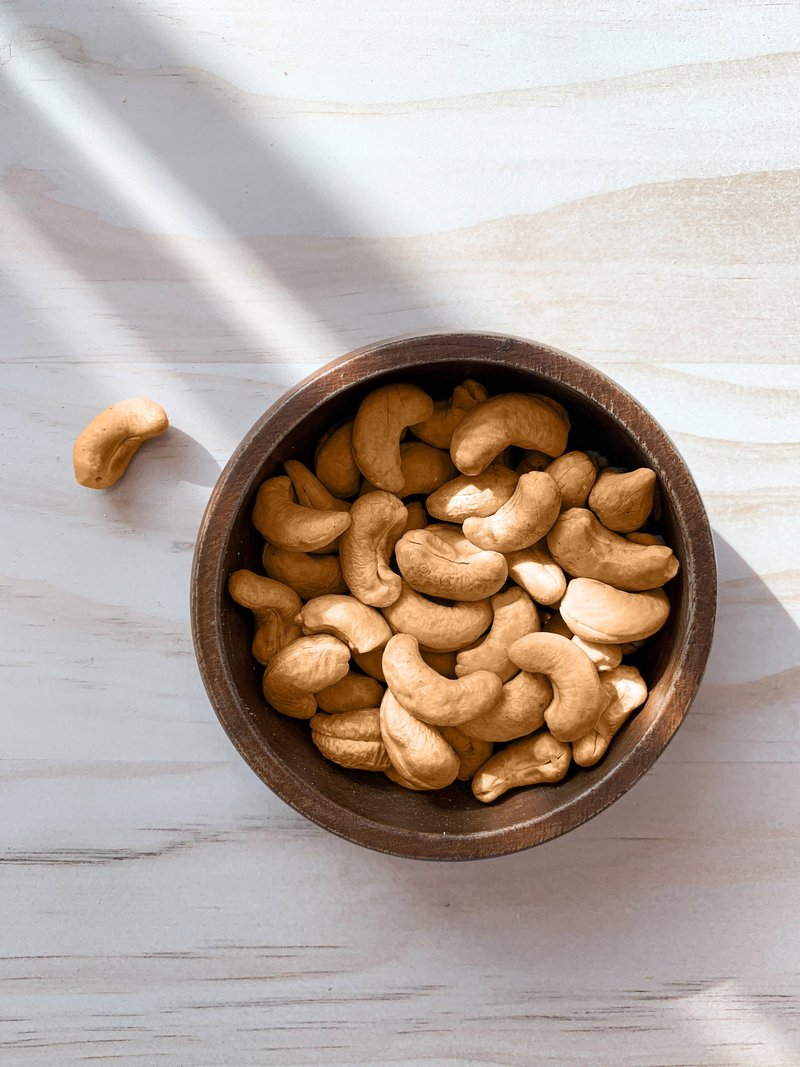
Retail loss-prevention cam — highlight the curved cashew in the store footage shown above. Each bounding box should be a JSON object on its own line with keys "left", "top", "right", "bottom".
{"left": 573, "top": 665, "right": 648, "bottom": 767}
{"left": 588, "top": 468, "right": 657, "bottom": 532}
{"left": 382, "top": 582, "right": 492, "bottom": 652}
{"left": 310, "top": 708, "right": 391, "bottom": 771}
{"left": 463, "top": 471, "right": 561, "bottom": 553}
{"left": 284, "top": 460, "right": 350, "bottom": 512}
{"left": 314, "top": 420, "right": 361, "bottom": 499}
{"left": 571, "top": 635, "right": 622, "bottom": 672}
{"left": 73, "top": 397, "right": 169, "bottom": 489}
{"left": 262, "top": 634, "right": 350, "bottom": 718}
{"left": 316, "top": 671, "right": 385, "bottom": 713}
{"left": 382, "top": 633, "right": 502, "bottom": 726}
{"left": 300, "top": 594, "right": 392, "bottom": 653}
{"left": 419, "top": 648, "right": 458, "bottom": 677}
{"left": 425, "top": 464, "right": 519, "bottom": 522}
{"left": 351, "top": 647, "right": 385, "bottom": 681}
{"left": 395, "top": 524, "right": 508, "bottom": 601}
{"left": 253, "top": 477, "right": 351, "bottom": 552}
{"left": 409, "top": 379, "right": 489, "bottom": 449}
{"left": 560, "top": 578, "right": 671, "bottom": 644}
{"left": 450, "top": 393, "right": 569, "bottom": 475}
{"left": 228, "top": 569, "right": 302, "bottom": 664}
{"left": 459, "top": 669, "right": 551, "bottom": 742}
{"left": 472, "top": 731, "right": 571, "bottom": 803}
{"left": 439, "top": 726, "right": 493, "bottom": 781}
{"left": 262, "top": 544, "right": 347, "bottom": 599}
{"left": 340, "top": 491, "right": 407, "bottom": 607}
{"left": 352, "top": 384, "right": 434, "bottom": 492}
{"left": 379, "top": 689, "right": 460, "bottom": 790}
{"left": 506, "top": 542, "right": 566, "bottom": 606}
{"left": 455, "top": 587, "right": 539, "bottom": 681}
{"left": 515, "top": 450, "right": 550, "bottom": 475}
{"left": 507, "top": 632, "right": 608, "bottom": 741}
{"left": 546, "top": 450, "right": 597, "bottom": 510}
{"left": 361, "top": 442, "right": 456, "bottom": 498}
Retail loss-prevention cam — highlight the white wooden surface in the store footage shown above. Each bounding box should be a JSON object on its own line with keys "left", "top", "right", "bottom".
{"left": 2, "top": 2, "right": 799, "bottom": 1064}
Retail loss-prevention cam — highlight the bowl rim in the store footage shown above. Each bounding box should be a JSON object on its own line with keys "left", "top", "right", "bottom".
{"left": 191, "top": 331, "right": 717, "bottom": 860}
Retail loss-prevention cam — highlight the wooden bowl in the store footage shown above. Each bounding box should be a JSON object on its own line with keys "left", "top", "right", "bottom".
{"left": 191, "top": 333, "right": 716, "bottom": 860}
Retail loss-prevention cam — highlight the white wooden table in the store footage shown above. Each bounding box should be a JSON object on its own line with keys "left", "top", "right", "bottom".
{"left": 2, "top": 2, "right": 799, "bottom": 1063}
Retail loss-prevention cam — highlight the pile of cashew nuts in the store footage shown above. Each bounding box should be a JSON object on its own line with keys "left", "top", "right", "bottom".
{"left": 229, "top": 380, "right": 680, "bottom": 803}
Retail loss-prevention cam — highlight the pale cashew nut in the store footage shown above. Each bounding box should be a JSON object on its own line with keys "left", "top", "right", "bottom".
{"left": 546, "top": 451, "right": 597, "bottom": 510}
{"left": 361, "top": 442, "right": 455, "bottom": 497}
{"left": 472, "top": 731, "right": 571, "bottom": 803}
{"left": 588, "top": 468, "right": 657, "bottom": 532}
{"left": 382, "top": 583, "right": 492, "bottom": 652}
{"left": 382, "top": 633, "right": 502, "bottom": 726}
{"left": 253, "top": 477, "right": 351, "bottom": 552}
{"left": 340, "top": 491, "right": 407, "bottom": 607}
{"left": 352, "top": 383, "right": 434, "bottom": 492}
{"left": 262, "top": 544, "right": 347, "bottom": 599}
{"left": 571, "top": 635, "right": 622, "bottom": 672}
{"left": 314, "top": 420, "right": 361, "bottom": 499}
{"left": 450, "top": 393, "right": 569, "bottom": 475}
{"left": 547, "top": 508, "right": 679, "bottom": 591}
{"left": 316, "top": 671, "right": 385, "bottom": 713}
{"left": 560, "top": 578, "right": 670, "bottom": 644}
{"left": 439, "top": 726, "right": 493, "bottom": 781}
{"left": 284, "top": 459, "right": 350, "bottom": 512}
{"left": 73, "top": 397, "right": 169, "bottom": 489}
{"left": 351, "top": 647, "right": 385, "bottom": 681}
{"left": 409, "top": 379, "right": 489, "bottom": 448}
{"left": 463, "top": 471, "right": 561, "bottom": 553}
{"left": 228, "top": 569, "right": 302, "bottom": 664}
{"left": 379, "top": 689, "right": 459, "bottom": 789}
{"left": 395, "top": 525, "right": 508, "bottom": 602}
{"left": 506, "top": 542, "right": 566, "bottom": 606}
{"left": 262, "top": 634, "right": 350, "bottom": 718}
{"left": 459, "top": 669, "right": 552, "bottom": 742}
{"left": 425, "top": 465, "right": 519, "bottom": 522}
{"left": 573, "top": 665, "right": 648, "bottom": 767}
{"left": 515, "top": 450, "right": 550, "bottom": 475}
{"left": 507, "top": 632, "right": 608, "bottom": 741}
{"left": 455, "top": 587, "right": 539, "bottom": 681}
{"left": 300, "top": 594, "right": 392, "bottom": 653}
{"left": 310, "top": 708, "right": 391, "bottom": 771}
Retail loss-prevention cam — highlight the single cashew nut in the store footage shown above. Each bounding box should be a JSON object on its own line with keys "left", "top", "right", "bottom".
{"left": 409, "top": 379, "right": 489, "bottom": 449}
{"left": 560, "top": 578, "right": 671, "bottom": 644}
{"left": 310, "top": 708, "right": 391, "bottom": 771}
{"left": 314, "top": 420, "right": 361, "bottom": 499}
{"left": 439, "top": 726, "right": 494, "bottom": 781}
{"left": 284, "top": 459, "right": 350, "bottom": 512}
{"left": 382, "top": 633, "right": 502, "bottom": 726}
{"left": 571, "top": 635, "right": 622, "bottom": 672}
{"left": 426, "top": 465, "right": 519, "bottom": 522}
{"left": 573, "top": 665, "right": 648, "bottom": 767}
{"left": 506, "top": 541, "right": 567, "bottom": 606}
{"left": 588, "top": 468, "right": 657, "bottom": 532}
{"left": 459, "top": 669, "right": 552, "bottom": 743}
{"left": 262, "top": 634, "right": 350, "bottom": 718}
{"left": 316, "top": 671, "right": 385, "bottom": 713}
{"left": 340, "top": 491, "right": 407, "bottom": 607}
{"left": 507, "top": 632, "right": 608, "bottom": 741}
{"left": 450, "top": 393, "right": 569, "bottom": 475}
{"left": 395, "top": 524, "right": 508, "bottom": 602}
{"left": 262, "top": 544, "right": 347, "bottom": 599}
{"left": 352, "top": 384, "right": 434, "bottom": 492}
{"left": 361, "top": 442, "right": 456, "bottom": 498}
{"left": 515, "top": 450, "right": 550, "bottom": 475}
{"left": 73, "top": 397, "right": 169, "bottom": 489}
{"left": 463, "top": 471, "right": 561, "bottom": 553}
{"left": 382, "top": 583, "right": 492, "bottom": 652}
{"left": 379, "top": 689, "right": 460, "bottom": 789}
{"left": 471, "top": 730, "right": 571, "bottom": 803}
{"left": 456, "top": 587, "right": 539, "bottom": 682}
{"left": 300, "top": 594, "right": 392, "bottom": 653}
{"left": 228, "top": 569, "right": 302, "bottom": 664}
{"left": 547, "top": 508, "right": 679, "bottom": 591}
{"left": 253, "top": 477, "right": 351, "bottom": 552}
{"left": 546, "top": 451, "right": 597, "bottom": 510}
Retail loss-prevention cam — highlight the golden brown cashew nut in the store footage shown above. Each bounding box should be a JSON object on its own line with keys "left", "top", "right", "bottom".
{"left": 300, "top": 594, "right": 392, "bottom": 653}
{"left": 228, "top": 569, "right": 302, "bottom": 664}
{"left": 463, "top": 471, "right": 561, "bottom": 553}
{"left": 382, "top": 633, "right": 502, "bottom": 726}
{"left": 560, "top": 578, "right": 670, "bottom": 644}
{"left": 547, "top": 508, "right": 679, "bottom": 591}
{"left": 472, "top": 730, "right": 571, "bottom": 803}
{"left": 340, "top": 491, "right": 407, "bottom": 607}
{"left": 284, "top": 460, "right": 350, "bottom": 512}
{"left": 253, "top": 477, "right": 351, "bottom": 552}
{"left": 573, "top": 665, "right": 648, "bottom": 767}
{"left": 262, "top": 634, "right": 350, "bottom": 718}
{"left": 382, "top": 583, "right": 492, "bottom": 652}
{"left": 351, "top": 647, "right": 386, "bottom": 681}
{"left": 455, "top": 587, "right": 539, "bottom": 682}
{"left": 425, "top": 465, "right": 519, "bottom": 522}
{"left": 361, "top": 442, "right": 455, "bottom": 498}
{"left": 73, "top": 397, "right": 169, "bottom": 489}
{"left": 450, "top": 393, "right": 569, "bottom": 475}
{"left": 310, "top": 708, "right": 391, "bottom": 771}
{"left": 379, "top": 689, "right": 460, "bottom": 790}
{"left": 506, "top": 542, "right": 567, "bottom": 606}
{"left": 588, "top": 468, "right": 657, "bottom": 532}
{"left": 626, "top": 531, "right": 665, "bottom": 546}
{"left": 352, "top": 384, "right": 434, "bottom": 493}
{"left": 262, "top": 544, "right": 347, "bottom": 599}
{"left": 508, "top": 632, "right": 608, "bottom": 741}
{"left": 571, "top": 635, "right": 622, "bottom": 672}
{"left": 316, "top": 671, "right": 385, "bottom": 713}
{"left": 395, "top": 525, "right": 508, "bottom": 602}
{"left": 546, "top": 451, "right": 597, "bottom": 510}
{"left": 314, "top": 420, "right": 361, "bottom": 499}
{"left": 459, "top": 669, "right": 552, "bottom": 742}
{"left": 439, "top": 726, "right": 493, "bottom": 781}
{"left": 409, "top": 379, "right": 489, "bottom": 448}
{"left": 418, "top": 648, "right": 458, "bottom": 677}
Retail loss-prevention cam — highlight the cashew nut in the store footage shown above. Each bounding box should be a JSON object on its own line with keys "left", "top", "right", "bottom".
{"left": 409, "top": 379, "right": 489, "bottom": 448}
{"left": 352, "top": 383, "right": 434, "bottom": 492}
{"left": 314, "top": 420, "right": 361, "bottom": 498}
{"left": 455, "top": 587, "right": 539, "bottom": 682}
{"left": 253, "top": 477, "right": 351, "bottom": 552}
{"left": 626, "top": 531, "right": 665, "bottom": 546}
{"left": 382, "top": 582, "right": 492, "bottom": 652}
{"left": 340, "top": 491, "right": 407, "bottom": 607}
{"left": 316, "top": 671, "right": 385, "bottom": 713}
{"left": 73, "top": 397, "right": 169, "bottom": 489}
{"left": 515, "top": 450, "right": 550, "bottom": 475}
{"left": 395, "top": 524, "right": 508, "bottom": 602}
{"left": 228, "top": 569, "right": 302, "bottom": 664}
{"left": 463, "top": 471, "right": 561, "bottom": 553}
{"left": 572, "top": 665, "right": 648, "bottom": 767}
{"left": 588, "top": 468, "right": 657, "bottom": 532}
{"left": 382, "top": 633, "right": 502, "bottom": 726}
{"left": 300, "top": 594, "right": 392, "bottom": 653}
{"left": 352, "top": 647, "right": 386, "bottom": 681}
{"left": 471, "top": 731, "right": 571, "bottom": 803}
{"left": 545, "top": 450, "right": 597, "bottom": 510}
{"left": 310, "top": 708, "right": 391, "bottom": 771}
{"left": 284, "top": 459, "right": 350, "bottom": 512}
{"left": 571, "top": 635, "right": 622, "bottom": 672}
{"left": 361, "top": 442, "right": 455, "bottom": 498}
{"left": 506, "top": 542, "right": 566, "bottom": 606}
{"left": 507, "top": 632, "right": 608, "bottom": 741}
{"left": 459, "top": 669, "right": 551, "bottom": 742}
{"left": 439, "top": 726, "right": 493, "bottom": 781}
{"left": 379, "top": 689, "right": 460, "bottom": 790}
{"left": 262, "top": 544, "right": 347, "bottom": 599}
{"left": 399, "top": 500, "right": 428, "bottom": 535}
{"left": 560, "top": 578, "right": 671, "bottom": 644}
{"left": 262, "top": 634, "right": 350, "bottom": 718}
{"left": 450, "top": 393, "right": 569, "bottom": 475}
{"left": 425, "top": 464, "right": 519, "bottom": 523}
